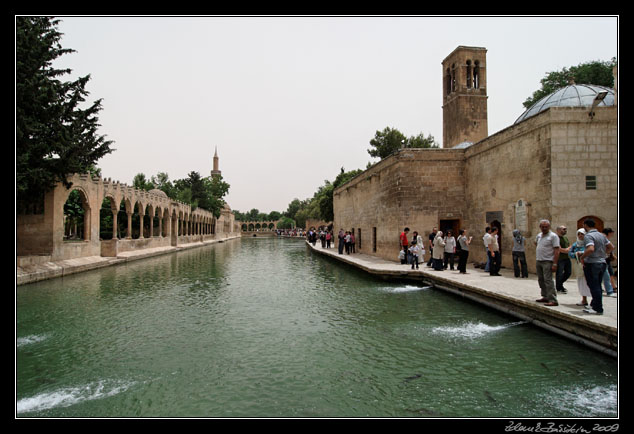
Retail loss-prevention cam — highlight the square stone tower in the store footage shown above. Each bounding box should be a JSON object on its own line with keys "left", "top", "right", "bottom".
{"left": 442, "top": 46, "right": 488, "bottom": 148}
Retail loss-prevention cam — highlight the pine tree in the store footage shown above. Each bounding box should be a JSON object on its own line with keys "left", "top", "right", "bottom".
{"left": 16, "top": 17, "right": 113, "bottom": 210}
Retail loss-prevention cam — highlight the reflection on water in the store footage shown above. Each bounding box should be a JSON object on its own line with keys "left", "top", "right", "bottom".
{"left": 16, "top": 238, "right": 618, "bottom": 418}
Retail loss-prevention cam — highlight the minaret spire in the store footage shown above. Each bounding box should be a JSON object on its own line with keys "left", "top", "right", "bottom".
{"left": 211, "top": 146, "right": 221, "bottom": 178}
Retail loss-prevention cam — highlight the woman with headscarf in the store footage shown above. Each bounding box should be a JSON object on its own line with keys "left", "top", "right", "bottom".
{"left": 569, "top": 228, "right": 592, "bottom": 308}
{"left": 432, "top": 231, "right": 446, "bottom": 271}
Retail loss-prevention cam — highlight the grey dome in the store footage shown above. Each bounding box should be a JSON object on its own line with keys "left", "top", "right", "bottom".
{"left": 453, "top": 141, "right": 474, "bottom": 149}
{"left": 514, "top": 84, "right": 615, "bottom": 124}
{"left": 149, "top": 188, "right": 168, "bottom": 198}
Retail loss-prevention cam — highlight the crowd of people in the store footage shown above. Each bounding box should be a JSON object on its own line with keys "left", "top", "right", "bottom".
{"left": 399, "top": 226, "right": 475, "bottom": 274}
{"left": 275, "top": 229, "right": 306, "bottom": 237}
{"left": 397, "top": 220, "right": 617, "bottom": 316}
{"left": 306, "top": 220, "right": 617, "bottom": 317}
{"left": 306, "top": 228, "right": 356, "bottom": 254}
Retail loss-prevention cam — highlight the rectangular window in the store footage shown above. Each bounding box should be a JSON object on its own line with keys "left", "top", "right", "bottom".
{"left": 586, "top": 176, "right": 597, "bottom": 190}
{"left": 358, "top": 228, "right": 362, "bottom": 250}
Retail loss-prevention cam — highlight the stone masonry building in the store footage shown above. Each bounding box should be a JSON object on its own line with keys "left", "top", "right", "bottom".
{"left": 333, "top": 46, "right": 618, "bottom": 273}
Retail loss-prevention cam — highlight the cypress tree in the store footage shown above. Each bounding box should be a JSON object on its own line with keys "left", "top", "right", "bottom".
{"left": 16, "top": 17, "right": 113, "bottom": 211}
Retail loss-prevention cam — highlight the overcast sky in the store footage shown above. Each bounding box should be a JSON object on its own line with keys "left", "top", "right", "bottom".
{"left": 50, "top": 15, "right": 618, "bottom": 214}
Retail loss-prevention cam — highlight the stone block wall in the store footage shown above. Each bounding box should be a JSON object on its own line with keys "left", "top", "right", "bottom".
{"left": 333, "top": 106, "right": 617, "bottom": 273}
{"left": 334, "top": 149, "right": 466, "bottom": 262}
{"left": 549, "top": 106, "right": 618, "bottom": 248}
{"left": 462, "top": 108, "right": 555, "bottom": 269}
{"left": 461, "top": 106, "right": 617, "bottom": 271}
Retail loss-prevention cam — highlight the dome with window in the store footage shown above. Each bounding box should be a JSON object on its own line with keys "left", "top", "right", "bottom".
{"left": 514, "top": 84, "right": 615, "bottom": 124}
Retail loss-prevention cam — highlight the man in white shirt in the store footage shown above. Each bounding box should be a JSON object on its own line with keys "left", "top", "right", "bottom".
{"left": 487, "top": 227, "right": 501, "bottom": 276}
{"left": 482, "top": 227, "right": 491, "bottom": 272}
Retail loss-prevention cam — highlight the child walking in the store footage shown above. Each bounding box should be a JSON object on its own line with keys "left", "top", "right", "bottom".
{"left": 409, "top": 240, "right": 421, "bottom": 270}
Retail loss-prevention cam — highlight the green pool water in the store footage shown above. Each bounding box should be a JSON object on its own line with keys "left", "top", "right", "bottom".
{"left": 16, "top": 237, "right": 617, "bottom": 418}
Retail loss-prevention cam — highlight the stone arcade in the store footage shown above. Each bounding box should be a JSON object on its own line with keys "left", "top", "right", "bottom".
{"left": 17, "top": 149, "right": 239, "bottom": 282}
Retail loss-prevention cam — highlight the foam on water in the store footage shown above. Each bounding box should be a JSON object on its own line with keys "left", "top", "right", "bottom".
{"left": 16, "top": 379, "right": 134, "bottom": 414}
{"left": 380, "top": 285, "right": 433, "bottom": 294}
{"left": 432, "top": 321, "right": 527, "bottom": 339}
{"left": 17, "top": 334, "right": 48, "bottom": 347}
{"left": 544, "top": 384, "right": 618, "bottom": 417}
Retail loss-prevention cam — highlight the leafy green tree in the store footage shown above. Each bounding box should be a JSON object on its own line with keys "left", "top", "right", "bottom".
{"left": 284, "top": 199, "right": 303, "bottom": 221}
{"left": 63, "top": 189, "right": 84, "bottom": 239}
{"left": 317, "top": 168, "right": 364, "bottom": 222}
{"left": 151, "top": 172, "right": 174, "bottom": 197}
{"left": 367, "top": 127, "right": 438, "bottom": 160}
{"left": 187, "top": 171, "right": 207, "bottom": 209}
{"left": 247, "top": 208, "right": 260, "bottom": 221}
{"left": 16, "top": 17, "right": 113, "bottom": 209}
{"left": 133, "top": 173, "right": 154, "bottom": 191}
{"left": 294, "top": 207, "right": 311, "bottom": 229}
{"left": 407, "top": 132, "right": 438, "bottom": 149}
{"left": 203, "top": 175, "right": 230, "bottom": 218}
{"left": 333, "top": 167, "right": 363, "bottom": 189}
{"left": 232, "top": 210, "right": 247, "bottom": 221}
{"left": 523, "top": 58, "right": 617, "bottom": 109}
{"left": 277, "top": 216, "right": 295, "bottom": 229}
{"left": 367, "top": 127, "right": 407, "bottom": 159}
{"left": 280, "top": 167, "right": 364, "bottom": 227}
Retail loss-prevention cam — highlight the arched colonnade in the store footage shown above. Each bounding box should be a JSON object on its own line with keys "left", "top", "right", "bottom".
{"left": 239, "top": 220, "right": 280, "bottom": 232}
{"left": 17, "top": 173, "right": 234, "bottom": 262}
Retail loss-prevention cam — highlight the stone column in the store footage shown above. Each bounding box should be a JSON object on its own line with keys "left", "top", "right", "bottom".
{"left": 126, "top": 212, "right": 132, "bottom": 239}
{"left": 139, "top": 213, "right": 144, "bottom": 239}
{"left": 83, "top": 205, "right": 91, "bottom": 241}
{"left": 112, "top": 210, "right": 118, "bottom": 239}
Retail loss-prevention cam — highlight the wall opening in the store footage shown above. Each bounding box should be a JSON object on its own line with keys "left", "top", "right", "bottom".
{"left": 63, "top": 189, "right": 90, "bottom": 242}
{"left": 372, "top": 227, "right": 377, "bottom": 252}
{"left": 466, "top": 60, "right": 472, "bottom": 89}
{"left": 577, "top": 216, "right": 604, "bottom": 232}
{"left": 439, "top": 219, "right": 461, "bottom": 240}
{"left": 99, "top": 197, "right": 115, "bottom": 240}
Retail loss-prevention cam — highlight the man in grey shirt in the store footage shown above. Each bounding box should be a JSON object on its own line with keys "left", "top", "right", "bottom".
{"left": 580, "top": 218, "right": 614, "bottom": 315}
{"left": 534, "top": 219, "right": 560, "bottom": 306}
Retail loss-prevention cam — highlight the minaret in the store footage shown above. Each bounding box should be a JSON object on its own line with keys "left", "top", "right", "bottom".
{"left": 442, "top": 46, "right": 488, "bottom": 148}
{"left": 210, "top": 147, "right": 221, "bottom": 178}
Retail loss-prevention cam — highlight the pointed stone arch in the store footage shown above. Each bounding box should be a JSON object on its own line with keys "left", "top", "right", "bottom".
{"left": 63, "top": 187, "right": 91, "bottom": 242}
